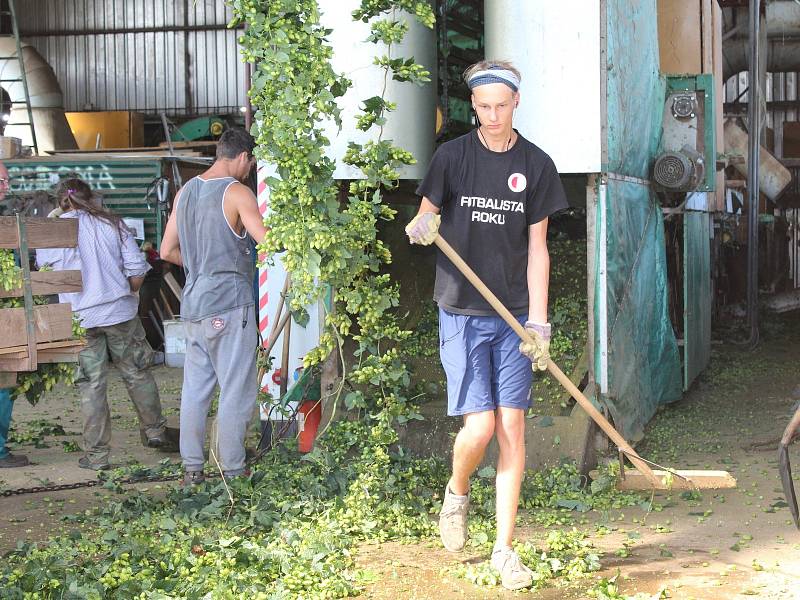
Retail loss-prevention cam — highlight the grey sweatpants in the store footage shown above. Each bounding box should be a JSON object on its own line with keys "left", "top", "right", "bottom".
{"left": 179, "top": 304, "right": 257, "bottom": 476}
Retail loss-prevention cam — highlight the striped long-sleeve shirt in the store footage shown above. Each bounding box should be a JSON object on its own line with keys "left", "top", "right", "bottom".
{"left": 36, "top": 210, "right": 150, "bottom": 329}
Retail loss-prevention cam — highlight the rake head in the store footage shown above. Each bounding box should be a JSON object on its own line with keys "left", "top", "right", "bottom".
{"left": 779, "top": 443, "right": 800, "bottom": 529}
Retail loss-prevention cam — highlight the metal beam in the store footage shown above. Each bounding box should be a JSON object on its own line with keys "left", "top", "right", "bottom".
{"left": 19, "top": 24, "right": 244, "bottom": 37}
{"left": 746, "top": 0, "right": 761, "bottom": 347}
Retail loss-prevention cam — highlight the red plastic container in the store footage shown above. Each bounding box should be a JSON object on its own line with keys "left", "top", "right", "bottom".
{"left": 297, "top": 400, "right": 322, "bottom": 453}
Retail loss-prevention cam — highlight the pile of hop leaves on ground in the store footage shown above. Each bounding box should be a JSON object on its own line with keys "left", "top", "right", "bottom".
{"left": 445, "top": 462, "right": 646, "bottom": 592}
{"left": 587, "top": 573, "right": 657, "bottom": 599}
{"left": 521, "top": 461, "right": 643, "bottom": 515}
{"left": 1, "top": 421, "right": 443, "bottom": 598}
{"left": 0, "top": 250, "right": 84, "bottom": 405}
{"left": 7, "top": 418, "right": 66, "bottom": 448}
{"left": 0, "top": 423, "right": 648, "bottom": 598}
{"left": 448, "top": 529, "right": 601, "bottom": 590}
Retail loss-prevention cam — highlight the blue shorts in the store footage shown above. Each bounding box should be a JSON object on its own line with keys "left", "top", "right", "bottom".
{"left": 439, "top": 308, "right": 533, "bottom": 416}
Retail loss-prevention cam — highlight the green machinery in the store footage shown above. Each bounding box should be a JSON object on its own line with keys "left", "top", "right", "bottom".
{"left": 5, "top": 157, "right": 167, "bottom": 248}
{"left": 171, "top": 116, "right": 226, "bottom": 143}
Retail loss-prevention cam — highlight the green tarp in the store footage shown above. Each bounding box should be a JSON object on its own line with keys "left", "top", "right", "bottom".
{"left": 601, "top": 179, "right": 683, "bottom": 440}
{"left": 595, "top": 0, "right": 683, "bottom": 440}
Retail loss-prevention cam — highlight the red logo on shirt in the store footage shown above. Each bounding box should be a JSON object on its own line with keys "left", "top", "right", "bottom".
{"left": 507, "top": 173, "right": 527, "bottom": 193}
{"left": 211, "top": 317, "right": 225, "bottom": 331}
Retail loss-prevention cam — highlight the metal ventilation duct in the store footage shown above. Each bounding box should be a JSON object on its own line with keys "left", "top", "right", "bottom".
{"left": 0, "top": 37, "right": 76, "bottom": 153}
{"left": 723, "top": 1, "right": 800, "bottom": 79}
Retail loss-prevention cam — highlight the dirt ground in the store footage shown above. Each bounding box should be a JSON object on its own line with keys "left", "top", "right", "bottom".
{"left": 0, "top": 367, "right": 185, "bottom": 550}
{"left": 356, "top": 312, "right": 800, "bottom": 599}
{"left": 1, "top": 313, "right": 800, "bottom": 599}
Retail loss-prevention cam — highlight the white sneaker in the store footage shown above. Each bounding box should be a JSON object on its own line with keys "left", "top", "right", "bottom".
{"left": 491, "top": 546, "right": 533, "bottom": 590}
{"left": 439, "top": 485, "right": 469, "bottom": 552}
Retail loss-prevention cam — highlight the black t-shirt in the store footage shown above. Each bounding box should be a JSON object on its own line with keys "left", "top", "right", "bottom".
{"left": 416, "top": 129, "right": 568, "bottom": 316}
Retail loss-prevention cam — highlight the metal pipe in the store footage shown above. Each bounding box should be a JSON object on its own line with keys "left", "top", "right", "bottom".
{"left": 244, "top": 24, "right": 253, "bottom": 131}
{"left": 746, "top": 0, "right": 761, "bottom": 347}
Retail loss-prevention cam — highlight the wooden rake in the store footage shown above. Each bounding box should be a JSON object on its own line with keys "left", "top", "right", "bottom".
{"left": 433, "top": 234, "right": 736, "bottom": 491}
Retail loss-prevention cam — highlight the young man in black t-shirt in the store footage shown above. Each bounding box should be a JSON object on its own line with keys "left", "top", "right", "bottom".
{"left": 406, "top": 60, "right": 568, "bottom": 590}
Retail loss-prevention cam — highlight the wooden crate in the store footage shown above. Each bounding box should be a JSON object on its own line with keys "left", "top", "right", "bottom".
{"left": 0, "top": 215, "right": 85, "bottom": 373}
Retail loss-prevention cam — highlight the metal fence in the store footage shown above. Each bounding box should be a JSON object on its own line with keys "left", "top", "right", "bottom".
{"left": 17, "top": 0, "right": 245, "bottom": 117}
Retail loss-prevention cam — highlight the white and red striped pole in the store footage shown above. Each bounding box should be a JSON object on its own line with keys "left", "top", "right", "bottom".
{"left": 257, "top": 163, "right": 271, "bottom": 342}
{"left": 254, "top": 161, "right": 323, "bottom": 449}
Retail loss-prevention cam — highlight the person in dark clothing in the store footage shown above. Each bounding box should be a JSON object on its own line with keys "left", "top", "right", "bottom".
{"left": 406, "top": 60, "right": 568, "bottom": 590}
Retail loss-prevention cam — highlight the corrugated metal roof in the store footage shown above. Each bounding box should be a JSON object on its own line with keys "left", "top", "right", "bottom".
{"left": 17, "top": 0, "right": 244, "bottom": 117}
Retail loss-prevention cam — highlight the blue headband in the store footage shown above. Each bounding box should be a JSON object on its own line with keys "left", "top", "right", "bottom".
{"left": 467, "top": 67, "right": 520, "bottom": 92}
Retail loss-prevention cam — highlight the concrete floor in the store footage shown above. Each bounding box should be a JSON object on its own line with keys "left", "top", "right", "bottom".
{"left": 0, "top": 365, "right": 186, "bottom": 493}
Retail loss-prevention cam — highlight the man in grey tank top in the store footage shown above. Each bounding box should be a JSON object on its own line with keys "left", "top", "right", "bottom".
{"left": 161, "top": 128, "right": 266, "bottom": 484}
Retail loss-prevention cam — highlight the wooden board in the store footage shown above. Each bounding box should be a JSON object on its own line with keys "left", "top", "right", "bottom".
{"left": 38, "top": 343, "right": 84, "bottom": 364}
{"left": 157, "top": 141, "right": 218, "bottom": 149}
{"left": 559, "top": 342, "right": 589, "bottom": 406}
{"left": 0, "top": 340, "right": 84, "bottom": 371}
{"left": 592, "top": 469, "right": 737, "bottom": 491}
{"left": 158, "top": 290, "right": 175, "bottom": 319}
{"left": 0, "top": 217, "right": 78, "bottom": 249}
{"left": 657, "top": 0, "right": 702, "bottom": 74}
{"left": 163, "top": 271, "right": 183, "bottom": 302}
{"left": 46, "top": 150, "right": 203, "bottom": 158}
{"left": 0, "top": 339, "right": 85, "bottom": 357}
{"left": 0, "top": 270, "right": 82, "bottom": 298}
{"left": 782, "top": 121, "right": 800, "bottom": 159}
{"left": 0, "top": 304, "right": 74, "bottom": 349}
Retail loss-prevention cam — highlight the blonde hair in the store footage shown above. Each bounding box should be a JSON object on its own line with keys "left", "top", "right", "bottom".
{"left": 463, "top": 60, "right": 521, "bottom": 86}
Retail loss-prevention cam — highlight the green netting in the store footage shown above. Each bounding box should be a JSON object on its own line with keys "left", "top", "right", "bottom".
{"left": 605, "top": 0, "right": 664, "bottom": 177}
{"left": 596, "top": 0, "right": 683, "bottom": 440}
{"left": 602, "top": 179, "right": 682, "bottom": 441}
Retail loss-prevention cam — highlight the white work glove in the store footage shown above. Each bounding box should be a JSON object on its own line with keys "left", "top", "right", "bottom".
{"left": 405, "top": 212, "right": 440, "bottom": 245}
{"left": 519, "top": 321, "right": 551, "bottom": 371}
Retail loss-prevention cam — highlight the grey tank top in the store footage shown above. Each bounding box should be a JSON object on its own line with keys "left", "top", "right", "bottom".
{"left": 176, "top": 176, "right": 255, "bottom": 321}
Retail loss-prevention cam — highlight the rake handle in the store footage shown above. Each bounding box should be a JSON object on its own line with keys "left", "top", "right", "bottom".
{"left": 433, "top": 235, "right": 662, "bottom": 488}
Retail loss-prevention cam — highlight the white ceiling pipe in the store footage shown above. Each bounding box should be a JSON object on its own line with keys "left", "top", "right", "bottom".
{"left": 484, "top": 0, "right": 602, "bottom": 173}
{"left": 0, "top": 38, "right": 63, "bottom": 108}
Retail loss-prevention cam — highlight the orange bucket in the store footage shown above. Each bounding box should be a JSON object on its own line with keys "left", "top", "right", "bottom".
{"left": 297, "top": 400, "right": 322, "bottom": 453}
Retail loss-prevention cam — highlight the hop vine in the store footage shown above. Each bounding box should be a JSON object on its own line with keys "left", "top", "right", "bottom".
{"left": 233, "top": 0, "right": 434, "bottom": 426}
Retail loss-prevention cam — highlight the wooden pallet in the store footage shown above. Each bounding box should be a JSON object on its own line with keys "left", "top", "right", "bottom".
{"left": 0, "top": 215, "right": 84, "bottom": 373}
